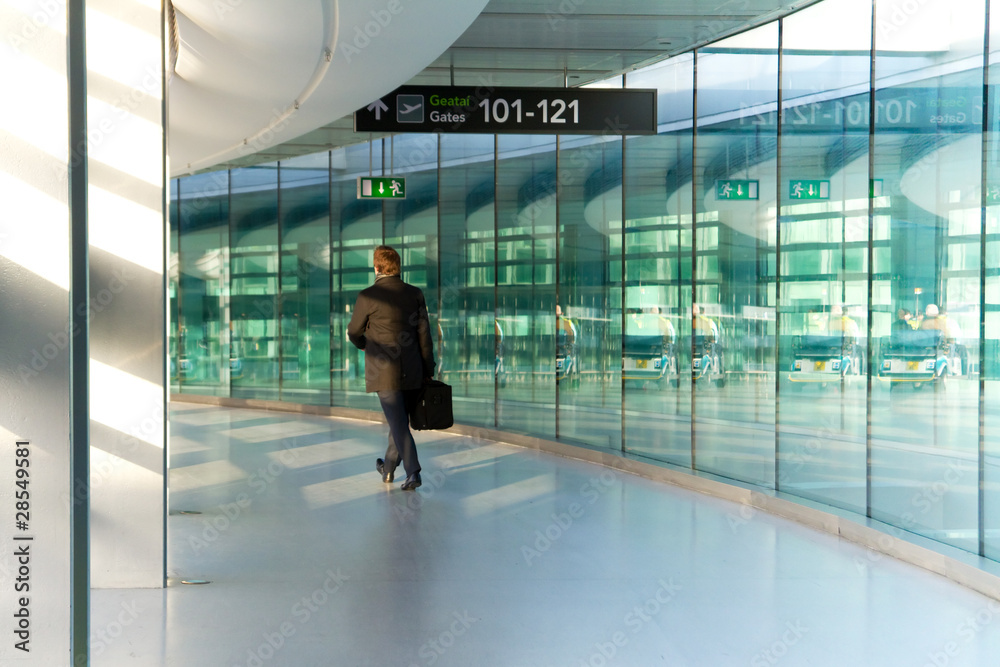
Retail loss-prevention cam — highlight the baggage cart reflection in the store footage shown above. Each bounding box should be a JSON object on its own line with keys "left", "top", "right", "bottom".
{"left": 877, "top": 329, "right": 963, "bottom": 392}
{"left": 691, "top": 333, "right": 726, "bottom": 387}
{"left": 495, "top": 319, "right": 506, "bottom": 388}
{"left": 691, "top": 305, "right": 725, "bottom": 387}
{"left": 556, "top": 306, "right": 579, "bottom": 388}
{"left": 623, "top": 309, "right": 678, "bottom": 389}
{"left": 787, "top": 334, "right": 862, "bottom": 388}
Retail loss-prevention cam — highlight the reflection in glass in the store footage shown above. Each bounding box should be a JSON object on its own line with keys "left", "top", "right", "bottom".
{"left": 869, "top": 0, "right": 984, "bottom": 552}
{"left": 230, "top": 165, "right": 280, "bottom": 400}
{"left": 558, "top": 134, "right": 622, "bottom": 449}
{"left": 168, "top": 0, "right": 1000, "bottom": 565}
{"left": 280, "top": 154, "right": 331, "bottom": 405}
{"left": 496, "top": 136, "right": 557, "bottom": 439}
{"left": 177, "top": 171, "right": 229, "bottom": 396}
{"left": 776, "top": 0, "right": 871, "bottom": 513}
{"left": 623, "top": 54, "right": 694, "bottom": 467}
{"left": 332, "top": 143, "right": 383, "bottom": 411}
{"left": 440, "top": 134, "right": 497, "bottom": 427}
{"left": 693, "top": 23, "right": 779, "bottom": 486}
{"left": 986, "top": 0, "right": 1000, "bottom": 562}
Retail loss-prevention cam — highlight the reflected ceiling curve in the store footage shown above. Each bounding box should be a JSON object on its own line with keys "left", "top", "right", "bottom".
{"left": 168, "top": 0, "right": 489, "bottom": 177}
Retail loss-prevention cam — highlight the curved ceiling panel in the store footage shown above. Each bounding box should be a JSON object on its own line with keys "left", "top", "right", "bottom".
{"left": 168, "top": 0, "right": 489, "bottom": 177}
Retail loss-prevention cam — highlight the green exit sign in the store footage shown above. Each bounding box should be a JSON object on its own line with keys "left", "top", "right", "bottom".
{"left": 789, "top": 179, "right": 830, "bottom": 200}
{"left": 357, "top": 177, "right": 406, "bottom": 199}
{"left": 716, "top": 180, "right": 759, "bottom": 200}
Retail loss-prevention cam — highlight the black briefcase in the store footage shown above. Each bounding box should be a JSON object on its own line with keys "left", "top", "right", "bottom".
{"left": 410, "top": 380, "right": 453, "bottom": 430}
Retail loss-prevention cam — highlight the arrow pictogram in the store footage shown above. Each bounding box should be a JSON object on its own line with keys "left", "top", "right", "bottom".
{"left": 367, "top": 100, "right": 389, "bottom": 120}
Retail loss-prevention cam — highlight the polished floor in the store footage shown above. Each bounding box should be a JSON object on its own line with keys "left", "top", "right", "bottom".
{"left": 92, "top": 403, "right": 1000, "bottom": 666}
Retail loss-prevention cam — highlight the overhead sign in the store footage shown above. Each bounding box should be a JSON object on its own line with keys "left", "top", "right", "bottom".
{"left": 789, "top": 180, "right": 830, "bottom": 200}
{"left": 354, "top": 85, "right": 657, "bottom": 135}
{"left": 357, "top": 177, "right": 406, "bottom": 199}
{"left": 716, "top": 180, "right": 759, "bottom": 201}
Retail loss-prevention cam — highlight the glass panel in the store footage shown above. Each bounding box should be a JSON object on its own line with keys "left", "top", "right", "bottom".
{"left": 440, "top": 134, "right": 497, "bottom": 427}
{"left": 623, "top": 54, "right": 695, "bottom": 467}
{"left": 870, "top": 0, "right": 984, "bottom": 552}
{"left": 983, "top": 0, "right": 1000, "bottom": 560}
{"left": 177, "top": 171, "right": 230, "bottom": 396}
{"left": 230, "top": 164, "right": 280, "bottom": 400}
{"left": 496, "top": 135, "right": 557, "bottom": 438}
{"left": 387, "top": 134, "right": 440, "bottom": 382}
{"left": 776, "top": 0, "right": 872, "bottom": 514}
{"left": 693, "top": 24, "right": 779, "bottom": 486}
{"left": 169, "top": 178, "right": 179, "bottom": 394}
{"left": 279, "top": 154, "right": 331, "bottom": 405}
{"left": 557, "top": 134, "right": 622, "bottom": 449}
{"left": 331, "top": 144, "right": 383, "bottom": 410}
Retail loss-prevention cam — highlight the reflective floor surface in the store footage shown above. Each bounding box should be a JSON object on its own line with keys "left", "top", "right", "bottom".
{"left": 92, "top": 403, "right": 1000, "bottom": 666}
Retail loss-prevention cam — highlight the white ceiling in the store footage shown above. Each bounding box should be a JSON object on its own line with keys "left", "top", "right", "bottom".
{"left": 168, "top": 0, "right": 818, "bottom": 176}
{"left": 167, "top": 0, "right": 489, "bottom": 176}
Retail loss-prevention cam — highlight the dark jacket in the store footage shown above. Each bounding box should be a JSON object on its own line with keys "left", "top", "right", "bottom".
{"left": 347, "top": 275, "right": 436, "bottom": 392}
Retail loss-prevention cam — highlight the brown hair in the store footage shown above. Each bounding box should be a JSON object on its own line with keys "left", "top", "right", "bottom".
{"left": 373, "top": 245, "right": 401, "bottom": 275}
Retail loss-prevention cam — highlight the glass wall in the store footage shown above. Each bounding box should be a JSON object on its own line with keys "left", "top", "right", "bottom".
{"left": 279, "top": 153, "right": 331, "bottom": 405}
{"left": 230, "top": 165, "right": 279, "bottom": 400}
{"left": 439, "top": 134, "right": 497, "bottom": 428}
{"left": 869, "top": 0, "right": 985, "bottom": 553}
{"left": 777, "top": 0, "right": 872, "bottom": 513}
{"left": 986, "top": 0, "right": 1000, "bottom": 562}
{"left": 622, "top": 54, "right": 695, "bottom": 468}
{"left": 496, "top": 136, "right": 558, "bottom": 439}
{"left": 171, "top": 0, "right": 1000, "bottom": 564}
{"left": 694, "top": 23, "right": 779, "bottom": 487}
{"left": 176, "top": 171, "right": 229, "bottom": 396}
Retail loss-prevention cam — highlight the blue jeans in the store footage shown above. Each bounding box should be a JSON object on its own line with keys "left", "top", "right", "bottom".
{"left": 377, "top": 389, "right": 421, "bottom": 477}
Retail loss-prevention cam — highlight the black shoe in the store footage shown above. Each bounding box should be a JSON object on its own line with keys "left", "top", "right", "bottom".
{"left": 400, "top": 472, "right": 422, "bottom": 491}
{"left": 376, "top": 459, "right": 393, "bottom": 483}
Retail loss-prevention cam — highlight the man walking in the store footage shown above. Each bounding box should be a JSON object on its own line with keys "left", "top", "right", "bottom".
{"left": 348, "top": 246, "right": 436, "bottom": 491}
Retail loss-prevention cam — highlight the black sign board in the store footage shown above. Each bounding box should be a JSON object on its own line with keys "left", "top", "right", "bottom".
{"left": 354, "top": 85, "right": 657, "bottom": 135}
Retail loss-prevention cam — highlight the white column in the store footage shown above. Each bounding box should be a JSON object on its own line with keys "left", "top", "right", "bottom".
{"left": 85, "top": 0, "right": 166, "bottom": 588}
{"left": 0, "top": 0, "right": 165, "bottom": 661}
{"left": 0, "top": 1, "right": 77, "bottom": 662}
